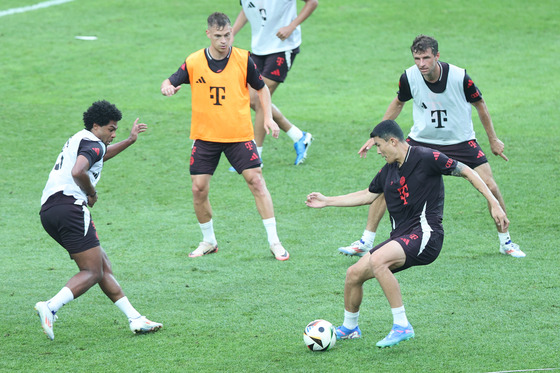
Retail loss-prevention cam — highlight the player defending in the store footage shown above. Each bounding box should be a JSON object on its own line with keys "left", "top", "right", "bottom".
{"left": 307, "top": 120, "right": 508, "bottom": 348}
{"left": 232, "top": 0, "right": 318, "bottom": 165}
{"left": 338, "top": 35, "right": 524, "bottom": 258}
{"left": 160, "top": 12, "right": 289, "bottom": 261}
{"left": 36, "top": 100, "right": 162, "bottom": 340}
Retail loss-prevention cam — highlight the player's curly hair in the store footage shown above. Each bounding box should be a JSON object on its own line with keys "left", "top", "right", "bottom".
{"left": 82, "top": 100, "right": 122, "bottom": 130}
{"left": 411, "top": 34, "right": 438, "bottom": 55}
{"left": 370, "top": 120, "right": 404, "bottom": 142}
{"left": 207, "top": 12, "right": 231, "bottom": 29}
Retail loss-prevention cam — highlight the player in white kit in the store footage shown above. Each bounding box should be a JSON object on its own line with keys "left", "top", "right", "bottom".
{"left": 233, "top": 0, "right": 318, "bottom": 165}
{"left": 35, "top": 100, "right": 162, "bottom": 340}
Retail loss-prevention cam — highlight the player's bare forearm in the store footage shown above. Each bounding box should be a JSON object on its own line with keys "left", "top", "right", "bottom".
{"left": 382, "top": 97, "right": 405, "bottom": 121}
{"left": 257, "top": 86, "right": 279, "bottom": 137}
{"left": 453, "top": 162, "right": 498, "bottom": 206}
{"left": 104, "top": 119, "right": 147, "bottom": 161}
{"left": 452, "top": 161, "right": 509, "bottom": 228}
{"left": 71, "top": 156, "right": 97, "bottom": 206}
{"left": 472, "top": 99, "right": 508, "bottom": 160}
{"left": 306, "top": 189, "right": 378, "bottom": 208}
{"left": 232, "top": 10, "right": 248, "bottom": 36}
{"left": 277, "top": 0, "right": 317, "bottom": 40}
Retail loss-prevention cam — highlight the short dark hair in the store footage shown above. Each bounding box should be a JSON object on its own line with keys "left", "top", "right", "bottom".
{"left": 82, "top": 100, "right": 122, "bottom": 130}
{"left": 207, "top": 12, "right": 231, "bottom": 29}
{"left": 411, "top": 34, "right": 438, "bottom": 55}
{"left": 370, "top": 120, "right": 404, "bottom": 142}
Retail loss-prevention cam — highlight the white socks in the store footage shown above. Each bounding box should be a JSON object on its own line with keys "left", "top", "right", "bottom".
{"left": 286, "top": 126, "right": 304, "bottom": 143}
{"left": 201, "top": 218, "right": 279, "bottom": 246}
{"left": 262, "top": 217, "right": 280, "bottom": 245}
{"left": 498, "top": 231, "right": 511, "bottom": 246}
{"left": 343, "top": 310, "right": 360, "bottom": 330}
{"left": 361, "top": 230, "right": 376, "bottom": 247}
{"left": 114, "top": 296, "right": 141, "bottom": 320}
{"left": 47, "top": 286, "right": 74, "bottom": 313}
{"left": 199, "top": 219, "right": 217, "bottom": 246}
{"left": 343, "top": 306, "right": 408, "bottom": 330}
{"left": 46, "top": 289, "right": 141, "bottom": 321}
{"left": 392, "top": 305, "right": 409, "bottom": 327}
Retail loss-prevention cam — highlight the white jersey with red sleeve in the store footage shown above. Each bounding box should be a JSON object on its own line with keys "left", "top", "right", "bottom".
{"left": 41, "top": 129, "right": 106, "bottom": 206}
{"left": 241, "top": 0, "right": 302, "bottom": 55}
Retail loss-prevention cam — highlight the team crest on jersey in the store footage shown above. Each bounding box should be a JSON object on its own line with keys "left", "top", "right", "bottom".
{"left": 398, "top": 176, "right": 409, "bottom": 205}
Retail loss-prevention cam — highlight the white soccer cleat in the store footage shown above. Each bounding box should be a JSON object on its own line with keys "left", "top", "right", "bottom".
{"left": 129, "top": 316, "right": 163, "bottom": 334}
{"left": 499, "top": 241, "right": 526, "bottom": 258}
{"left": 270, "top": 242, "right": 290, "bottom": 261}
{"left": 35, "top": 301, "right": 57, "bottom": 340}
{"left": 337, "top": 240, "right": 372, "bottom": 257}
{"left": 188, "top": 242, "right": 218, "bottom": 258}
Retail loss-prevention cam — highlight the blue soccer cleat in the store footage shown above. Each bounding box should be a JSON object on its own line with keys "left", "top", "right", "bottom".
{"left": 294, "top": 132, "right": 313, "bottom": 165}
{"left": 376, "top": 323, "right": 414, "bottom": 348}
{"left": 335, "top": 325, "right": 361, "bottom": 340}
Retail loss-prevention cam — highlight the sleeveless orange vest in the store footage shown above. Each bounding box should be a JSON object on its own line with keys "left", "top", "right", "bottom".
{"left": 186, "top": 47, "right": 253, "bottom": 142}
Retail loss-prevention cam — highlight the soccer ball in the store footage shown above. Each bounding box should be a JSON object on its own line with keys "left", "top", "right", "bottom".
{"left": 303, "top": 319, "right": 337, "bottom": 351}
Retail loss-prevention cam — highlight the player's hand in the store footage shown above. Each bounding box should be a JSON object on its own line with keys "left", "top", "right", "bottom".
{"left": 358, "top": 138, "right": 375, "bottom": 158}
{"left": 276, "top": 25, "right": 295, "bottom": 41}
{"left": 306, "top": 192, "right": 328, "bottom": 208}
{"left": 491, "top": 203, "right": 509, "bottom": 232}
{"left": 490, "top": 138, "right": 508, "bottom": 161}
{"left": 87, "top": 192, "right": 98, "bottom": 207}
{"left": 128, "top": 118, "right": 148, "bottom": 143}
{"left": 264, "top": 118, "right": 280, "bottom": 138}
{"left": 161, "top": 85, "right": 181, "bottom": 96}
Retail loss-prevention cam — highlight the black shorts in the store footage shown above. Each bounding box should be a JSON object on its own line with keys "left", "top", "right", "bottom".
{"left": 370, "top": 229, "right": 444, "bottom": 273}
{"left": 251, "top": 47, "right": 300, "bottom": 83}
{"left": 406, "top": 138, "right": 488, "bottom": 169}
{"left": 190, "top": 139, "right": 262, "bottom": 175}
{"left": 40, "top": 193, "right": 100, "bottom": 256}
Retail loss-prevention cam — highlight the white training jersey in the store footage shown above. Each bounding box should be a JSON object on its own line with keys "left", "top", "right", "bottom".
{"left": 241, "top": 0, "right": 302, "bottom": 55}
{"left": 41, "top": 129, "right": 106, "bottom": 205}
{"left": 406, "top": 63, "right": 476, "bottom": 145}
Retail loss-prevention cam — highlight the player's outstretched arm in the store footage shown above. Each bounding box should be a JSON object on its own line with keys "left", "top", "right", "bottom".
{"left": 452, "top": 162, "right": 509, "bottom": 230}
{"left": 306, "top": 189, "right": 379, "bottom": 208}
{"left": 104, "top": 118, "right": 147, "bottom": 161}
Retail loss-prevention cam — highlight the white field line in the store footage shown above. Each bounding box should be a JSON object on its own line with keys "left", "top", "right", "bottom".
{"left": 487, "top": 368, "right": 560, "bottom": 373}
{"left": 0, "top": 0, "right": 74, "bottom": 18}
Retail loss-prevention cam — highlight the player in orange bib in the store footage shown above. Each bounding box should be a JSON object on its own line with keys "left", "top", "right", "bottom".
{"left": 161, "top": 12, "right": 289, "bottom": 261}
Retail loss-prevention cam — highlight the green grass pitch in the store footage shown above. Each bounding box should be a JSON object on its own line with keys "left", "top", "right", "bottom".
{"left": 1, "top": 0, "right": 559, "bottom": 372}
